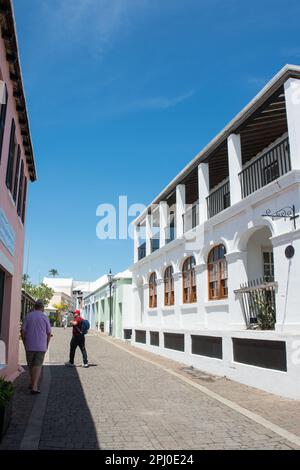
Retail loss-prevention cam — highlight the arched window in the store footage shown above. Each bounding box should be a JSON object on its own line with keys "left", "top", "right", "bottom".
{"left": 208, "top": 244, "right": 228, "bottom": 300}
{"left": 182, "top": 256, "right": 197, "bottom": 304}
{"left": 164, "top": 266, "right": 174, "bottom": 306}
{"left": 149, "top": 272, "right": 157, "bottom": 308}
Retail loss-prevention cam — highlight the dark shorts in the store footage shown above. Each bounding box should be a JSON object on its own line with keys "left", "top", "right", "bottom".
{"left": 26, "top": 351, "right": 46, "bottom": 368}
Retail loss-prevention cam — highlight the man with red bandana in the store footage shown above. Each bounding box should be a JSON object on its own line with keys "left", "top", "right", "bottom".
{"left": 65, "top": 310, "right": 89, "bottom": 368}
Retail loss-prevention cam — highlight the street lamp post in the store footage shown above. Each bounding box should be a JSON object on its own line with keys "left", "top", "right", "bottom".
{"left": 108, "top": 269, "right": 113, "bottom": 336}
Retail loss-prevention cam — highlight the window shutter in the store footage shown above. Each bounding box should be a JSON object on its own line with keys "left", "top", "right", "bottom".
{"left": 13, "top": 145, "right": 21, "bottom": 202}
{"left": 6, "top": 119, "right": 16, "bottom": 191}
{"left": 22, "top": 177, "right": 28, "bottom": 224}
{"left": 17, "top": 160, "right": 24, "bottom": 216}
{"left": 0, "top": 83, "right": 8, "bottom": 162}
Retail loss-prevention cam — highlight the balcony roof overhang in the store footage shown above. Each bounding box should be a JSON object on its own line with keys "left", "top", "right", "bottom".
{"left": 134, "top": 64, "right": 300, "bottom": 225}
{"left": 0, "top": 0, "right": 37, "bottom": 182}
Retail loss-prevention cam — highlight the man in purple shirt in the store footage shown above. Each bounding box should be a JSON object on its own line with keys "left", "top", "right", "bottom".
{"left": 21, "top": 300, "right": 52, "bottom": 395}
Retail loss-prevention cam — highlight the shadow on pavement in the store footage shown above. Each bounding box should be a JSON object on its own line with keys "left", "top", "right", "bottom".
{"left": 1, "top": 365, "right": 100, "bottom": 450}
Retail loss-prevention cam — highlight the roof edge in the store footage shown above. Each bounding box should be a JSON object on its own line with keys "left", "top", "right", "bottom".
{"left": 134, "top": 64, "right": 300, "bottom": 225}
{"left": 0, "top": 0, "right": 37, "bottom": 182}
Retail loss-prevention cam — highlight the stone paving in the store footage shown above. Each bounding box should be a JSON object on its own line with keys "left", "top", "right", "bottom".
{"left": 0, "top": 328, "right": 299, "bottom": 450}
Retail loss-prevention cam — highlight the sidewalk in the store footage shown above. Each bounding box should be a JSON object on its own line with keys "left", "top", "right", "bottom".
{"left": 0, "top": 328, "right": 299, "bottom": 450}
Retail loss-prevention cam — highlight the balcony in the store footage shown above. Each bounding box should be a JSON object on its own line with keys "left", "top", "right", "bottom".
{"left": 239, "top": 137, "right": 291, "bottom": 198}
{"left": 151, "top": 237, "right": 160, "bottom": 253}
{"left": 183, "top": 202, "right": 199, "bottom": 232}
{"left": 206, "top": 178, "right": 230, "bottom": 219}
{"left": 138, "top": 242, "right": 146, "bottom": 261}
{"left": 166, "top": 226, "right": 176, "bottom": 244}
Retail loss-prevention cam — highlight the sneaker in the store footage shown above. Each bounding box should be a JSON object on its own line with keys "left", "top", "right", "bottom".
{"left": 64, "top": 362, "right": 75, "bottom": 367}
{"left": 83, "top": 363, "right": 89, "bottom": 368}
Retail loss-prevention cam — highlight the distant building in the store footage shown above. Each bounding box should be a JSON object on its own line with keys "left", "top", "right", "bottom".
{"left": 45, "top": 291, "right": 75, "bottom": 326}
{"left": 83, "top": 271, "right": 133, "bottom": 339}
{"left": 0, "top": 1, "right": 37, "bottom": 380}
{"left": 43, "top": 277, "right": 91, "bottom": 319}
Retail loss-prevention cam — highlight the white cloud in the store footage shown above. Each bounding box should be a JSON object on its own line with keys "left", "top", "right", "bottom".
{"left": 89, "top": 90, "right": 195, "bottom": 119}
{"left": 125, "top": 90, "right": 195, "bottom": 112}
{"left": 247, "top": 76, "right": 268, "bottom": 87}
{"left": 281, "top": 47, "right": 300, "bottom": 59}
{"left": 41, "top": 0, "right": 150, "bottom": 58}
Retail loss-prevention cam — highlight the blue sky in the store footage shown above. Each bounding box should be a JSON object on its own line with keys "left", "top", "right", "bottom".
{"left": 14, "top": 0, "right": 300, "bottom": 283}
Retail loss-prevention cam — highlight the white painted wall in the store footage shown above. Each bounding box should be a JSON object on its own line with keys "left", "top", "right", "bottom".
{"left": 132, "top": 173, "right": 300, "bottom": 332}
{"left": 130, "top": 328, "right": 300, "bottom": 399}
{"left": 130, "top": 171, "right": 300, "bottom": 400}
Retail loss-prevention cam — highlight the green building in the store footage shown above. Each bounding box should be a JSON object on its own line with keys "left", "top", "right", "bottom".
{"left": 83, "top": 271, "right": 133, "bottom": 339}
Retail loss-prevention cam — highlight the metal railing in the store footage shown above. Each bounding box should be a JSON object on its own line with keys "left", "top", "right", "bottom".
{"left": 234, "top": 278, "right": 277, "bottom": 329}
{"left": 206, "top": 179, "right": 230, "bottom": 219}
{"left": 138, "top": 242, "right": 146, "bottom": 260}
{"left": 21, "top": 290, "right": 36, "bottom": 322}
{"left": 183, "top": 202, "right": 199, "bottom": 232}
{"left": 166, "top": 226, "right": 176, "bottom": 244}
{"left": 151, "top": 238, "right": 160, "bottom": 253}
{"left": 239, "top": 137, "right": 291, "bottom": 198}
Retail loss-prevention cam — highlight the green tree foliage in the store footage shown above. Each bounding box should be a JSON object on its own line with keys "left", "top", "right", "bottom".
{"left": 22, "top": 275, "right": 54, "bottom": 308}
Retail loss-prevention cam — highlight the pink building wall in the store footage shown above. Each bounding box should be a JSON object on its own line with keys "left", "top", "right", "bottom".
{"left": 0, "top": 2, "right": 35, "bottom": 380}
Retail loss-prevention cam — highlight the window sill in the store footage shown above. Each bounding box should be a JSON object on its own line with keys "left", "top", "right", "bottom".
{"left": 180, "top": 302, "right": 197, "bottom": 308}
{"left": 7, "top": 189, "right": 16, "bottom": 208}
{"left": 17, "top": 216, "right": 24, "bottom": 228}
{"left": 204, "top": 299, "right": 229, "bottom": 308}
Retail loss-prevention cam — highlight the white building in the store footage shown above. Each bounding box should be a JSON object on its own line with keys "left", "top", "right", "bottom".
{"left": 130, "top": 65, "right": 300, "bottom": 399}
{"left": 43, "top": 277, "right": 91, "bottom": 315}
{"left": 45, "top": 291, "right": 75, "bottom": 324}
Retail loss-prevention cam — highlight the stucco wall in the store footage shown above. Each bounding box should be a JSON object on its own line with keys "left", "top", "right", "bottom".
{"left": 132, "top": 172, "right": 300, "bottom": 333}
{"left": 0, "top": 32, "right": 33, "bottom": 380}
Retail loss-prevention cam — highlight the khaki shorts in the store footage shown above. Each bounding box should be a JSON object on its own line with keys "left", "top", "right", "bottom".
{"left": 26, "top": 351, "right": 46, "bottom": 368}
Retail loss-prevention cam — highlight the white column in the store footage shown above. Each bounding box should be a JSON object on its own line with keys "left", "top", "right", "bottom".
{"left": 134, "top": 224, "right": 140, "bottom": 263}
{"left": 227, "top": 133, "right": 242, "bottom": 205}
{"left": 198, "top": 162, "right": 209, "bottom": 224}
{"left": 159, "top": 201, "right": 168, "bottom": 248}
{"left": 173, "top": 271, "right": 183, "bottom": 327}
{"left": 195, "top": 263, "right": 206, "bottom": 328}
{"left": 146, "top": 214, "right": 152, "bottom": 256}
{"left": 284, "top": 78, "right": 300, "bottom": 170}
{"left": 156, "top": 278, "right": 164, "bottom": 327}
{"left": 226, "top": 251, "right": 248, "bottom": 329}
{"left": 176, "top": 184, "right": 185, "bottom": 238}
{"left": 143, "top": 283, "right": 149, "bottom": 325}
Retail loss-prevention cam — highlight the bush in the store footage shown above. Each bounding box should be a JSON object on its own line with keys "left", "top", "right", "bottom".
{"left": 49, "top": 315, "right": 56, "bottom": 326}
{"left": 255, "top": 298, "right": 276, "bottom": 330}
{"left": 0, "top": 377, "right": 14, "bottom": 408}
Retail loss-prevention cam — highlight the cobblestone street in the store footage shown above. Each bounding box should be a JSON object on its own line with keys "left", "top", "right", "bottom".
{"left": 1, "top": 328, "right": 300, "bottom": 450}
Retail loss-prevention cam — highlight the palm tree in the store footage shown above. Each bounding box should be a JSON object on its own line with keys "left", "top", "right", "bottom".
{"left": 53, "top": 302, "right": 69, "bottom": 327}
{"left": 49, "top": 269, "right": 59, "bottom": 278}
